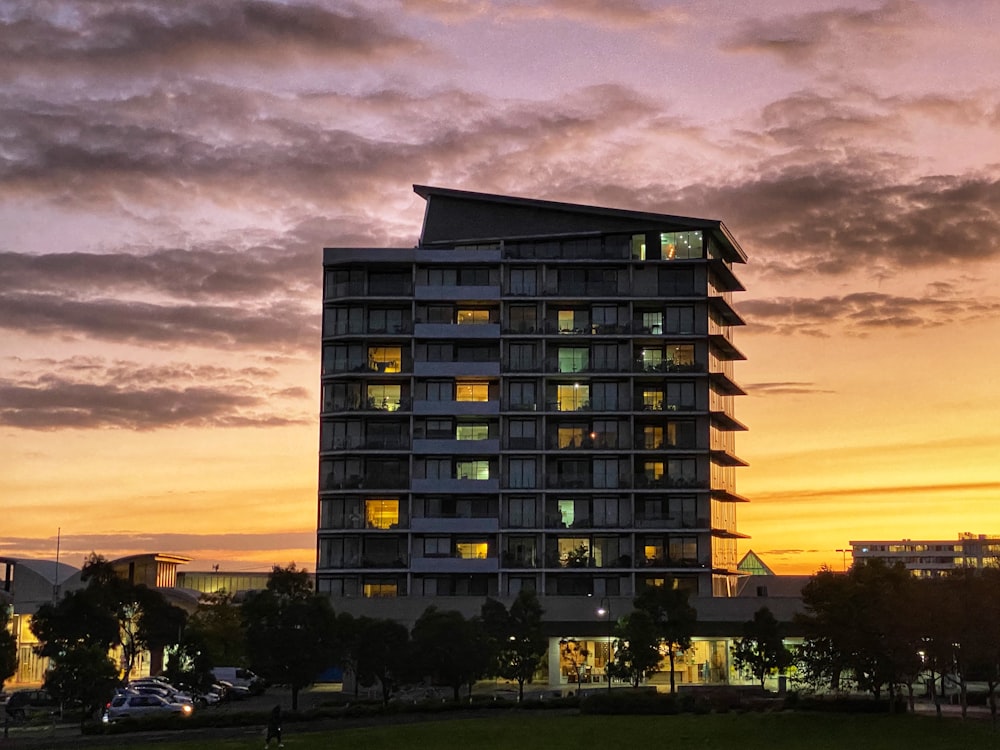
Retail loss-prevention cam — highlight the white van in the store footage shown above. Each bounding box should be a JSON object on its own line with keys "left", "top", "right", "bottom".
{"left": 211, "top": 667, "right": 265, "bottom": 694}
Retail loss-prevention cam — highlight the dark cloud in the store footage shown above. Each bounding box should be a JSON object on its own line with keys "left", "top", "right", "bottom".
{"left": 399, "top": 0, "right": 684, "bottom": 28}
{"left": 721, "top": 0, "right": 924, "bottom": 68}
{"left": 0, "top": 357, "right": 312, "bottom": 430}
{"left": 0, "top": 1, "right": 421, "bottom": 75}
{"left": 738, "top": 291, "right": 1000, "bottom": 336}
{"left": 745, "top": 381, "right": 835, "bottom": 395}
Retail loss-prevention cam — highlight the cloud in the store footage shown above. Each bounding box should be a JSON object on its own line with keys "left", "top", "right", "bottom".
{"left": 0, "top": 1, "right": 421, "bottom": 76}
{"left": 739, "top": 291, "right": 1000, "bottom": 336}
{"left": 400, "top": 0, "right": 686, "bottom": 29}
{"left": 745, "top": 381, "right": 835, "bottom": 395}
{"left": 721, "top": 0, "right": 925, "bottom": 69}
{"left": 0, "top": 357, "right": 312, "bottom": 430}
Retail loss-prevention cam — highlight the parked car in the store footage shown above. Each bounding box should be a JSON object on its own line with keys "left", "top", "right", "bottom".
{"left": 210, "top": 667, "right": 266, "bottom": 695}
{"left": 4, "top": 689, "right": 59, "bottom": 722}
{"left": 214, "top": 679, "right": 251, "bottom": 700}
{"left": 102, "top": 693, "right": 194, "bottom": 723}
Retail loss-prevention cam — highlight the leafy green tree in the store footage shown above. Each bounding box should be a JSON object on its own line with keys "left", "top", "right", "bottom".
{"left": 242, "top": 564, "right": 338, "bottom": 710}
{"left": 609, "top": 609, "right": 661, "bottom": 687}
{"left": 634, "top": 583, "right": 697, "bottom": 694}
{"left": 410, "top": 607, "right": 491, "bottom": 702}
{"left": 731, "top": 606, "right": 792, "bottom": 690}
{"left": 167, "top": 590, "right": 246, "bottom": 690}
{"left": 481, "top": 590, "right": 548, "bottom": 702}
{"left": 353, "top": 616, "right": 410, "bottom": 706}
{"left": 42, "top": 644, "right": 118, "bottom": 727}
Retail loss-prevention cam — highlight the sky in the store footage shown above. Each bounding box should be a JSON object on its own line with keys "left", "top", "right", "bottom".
{"left": 2, "top": 0, "right": 999, "bottom": 577}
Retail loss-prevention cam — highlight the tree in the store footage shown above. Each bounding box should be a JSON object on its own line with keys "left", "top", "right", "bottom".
{"left": 43, "top": 644, "right": 118, "bottom": 727}
{"left": 731, "top": 606, "right": 792, "bottom": 690}
{"left": 167, "top": 590, "right": 246, "bottom": 690}
{"left": 609, "top": 609, "right": 661, "bottom": 687}
{"left": 0, "top": 603, "right": 17, "bottom": 689}
{"left": 481, "top": 590, "right": 547, "bottom": 702}
{"left": 410, "top": 607, "right": 491, "bottom": 702}
{"left": 634, "top": 583, "right": 697, "bottom": 694}
{"left": 353, "top": 616, "right": 410, "bottom": 706}
{"left": 242, "top": 564, "right": 338, "bottom": 710}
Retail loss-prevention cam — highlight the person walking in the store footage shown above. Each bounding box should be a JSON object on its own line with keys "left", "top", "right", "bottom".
{"left": 265, "top": 704, "right": 283, "bottom": 748}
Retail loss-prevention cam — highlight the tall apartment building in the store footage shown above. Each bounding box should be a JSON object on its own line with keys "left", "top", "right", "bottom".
{"left": 317, "top": 185, "right": 749, "bottom": 632}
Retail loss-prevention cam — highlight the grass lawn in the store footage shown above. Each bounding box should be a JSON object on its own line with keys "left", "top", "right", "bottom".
{"left": 81, "top": 711, "right": 999, "bottom": 750}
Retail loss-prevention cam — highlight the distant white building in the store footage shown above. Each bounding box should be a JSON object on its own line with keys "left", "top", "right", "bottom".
{"left": 849, "top": 533, "right": 1000, "bottom": 577}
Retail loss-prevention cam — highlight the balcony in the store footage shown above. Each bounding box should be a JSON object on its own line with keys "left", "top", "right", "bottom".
{"left": 413, "top": 399, "right": 500, "bottom": 416}
{"left": 634, "top": 360, "right": 704, "bottom": 374}
{"left": 415, "top": 284, "right": 500, "bottom": 301}
{"left": 411, "top": 517, "right": 499, "bottom": 533}
{"left": 634, "top": 476, "right": 708, "bottom": 490}
{"left": 410, "top": 556, "right": 499, "bottom": 573}
{"left": 413, "top": 438, "right": 499, "bottom": 454}
{"left": 414, "top": 361, "right": 501, "bottom": 377}
{"left": 411, "top": 477, "right": 501, "bottom": 493}
{"left": 414, "top": 323, "right": 501, "bottom": 339}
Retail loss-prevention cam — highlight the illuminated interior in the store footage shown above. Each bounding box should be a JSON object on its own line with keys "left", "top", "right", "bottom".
{"left": 365, "top": 498, "right": 399, "bottom": 529}
{"left": 457, "top": 309, "right": 489, "bottom": 325}
{"left": 557, "top": 384, "right": 589, "bottom": 411}
{"left": 456, "top": 541, "right": 488, "bottom": 559}
{"left": 455, "top": 381, "right": 489, "bottom": 401}
{"left": 368, "top": 346, "right": 402, "bottom": 372}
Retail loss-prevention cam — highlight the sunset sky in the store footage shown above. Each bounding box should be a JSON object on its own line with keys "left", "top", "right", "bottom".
{"left": 2, "top": 0, "right": 999, "bottom": 577}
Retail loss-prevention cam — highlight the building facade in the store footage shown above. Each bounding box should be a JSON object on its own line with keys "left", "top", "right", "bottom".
{"left": 317, "top": 185, "right": 758, "bottom": 686}
{"left": 850, "top": 533, "right": 1000, "bottom": 577}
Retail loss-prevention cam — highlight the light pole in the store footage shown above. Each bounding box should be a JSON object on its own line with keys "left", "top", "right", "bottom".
{"left": 835, "top": 548, "right": 850, "bottom": 572}
{"left": 596, "top": 597, "right": 612, "bottom": 692}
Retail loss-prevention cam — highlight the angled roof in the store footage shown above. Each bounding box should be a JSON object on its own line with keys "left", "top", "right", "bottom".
{"left": 737, "top": 550, "right": 775, "bottom": 576}
{"left": 413, "top": 184, "right": 747, "bottom": 263}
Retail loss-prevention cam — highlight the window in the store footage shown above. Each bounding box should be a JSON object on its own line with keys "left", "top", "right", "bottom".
{"left": 591, "top": 344, "right": 618, "bottom": 372}
{"left": 558, "top": 424, "right": 587, "bottom": 448}
{"left": 456, "top": 460, "right": 490, "bottom": 480}
{"left": 327, "top": 306, "right": 363, "bottom": 335}
{"left": 368, "top": 346, "right": 401, "bottom": 373}
{"left": 591, "top": 381, "right": 619, "bottom": 410}
{"left": 363, "top": 580, "right": 398, "bottom": 598}
{"left": 593, "top": 458, "right": 619, "bottom": 489}
{"left": 665, "top": 382, "right": 696, "bottom": 410}
{"left": 508, "top": 418, "right": 536, "bottom": 448}
{"left": 509, "top": 305, "right": 537, "bottom": 332}
{"left": 427, "top": 268, "right": 457, "bottom": 286}
{"left": 666, "top": 344, "right": 695, "bottom": 366}
{"left": 505, "top": 537, "right": 537, "bottom": 566}
{"left": 669, "top": 536, "right": 698, "bottom": 561}
{"left": 593, "top": 497, "right": 622, "bottom": 527}
{"left": 509, "top": 380, "right": 537, "bottom": 410}
{"left": 457, "top": 309, "right": 490, "bottom": 325}
{"left": 423, "top": 537, "right": 450, "bottom": 557}
{"left": 643, "top": 461, "right": 665, "bottom": 481}
{"left": 456, "top": 381, "right": 489, "bottom": 402}
{"left": 661, "top": 231, "right": 703, "bottom": 260}
{"left": 665, "top": 306, "right": 695, "bottom": 334}
{"left": 641, "top": 348, "right": 663, "bottom": 370}
{"left": 509, "top": 267, "right": 536, "bottom": 295}
{"left": 367, "top": 384, "right": 401, "bottom": 411}
{"left": 592, "top": 305, "right": 618, "bottom": 333}
{"left": 425, "top": 458, "right": 451, "bottom": 479}
{"left": 557, "top": 384, "right": 589, "bottom": 411}
{"left": 456, "top": 423, "right": 489, "bottom": 440}
{"left": 668, "top": 459, "right": 697, "bottom": 483}
{"left": 456, "top": 344, "right": 495, "bottom": 361}
{"left": 558, "top": 347, "right": 589, "bottom": 373}
{"left": 642, "top": 312, "right": 663, "bottom": 334}
{"left": 665, "top": 421, "right": 696, "bottom": 447}
{"left": 509, "top": 343, "right": 536, "bottom": 371}
{"left": 369, "top": 271, "right": 409, "bottom": 295}
{"left": 368, "top": 308, "right": 404, "bottom": 333}
{"left": 644, "top": 425, "right": 664, "bottom": 449}
{"left": 426, "top": 305, "right": 452, "bottom": 323}
{"left": 508, "top": 496, "right": 536, "bottom": 527}
{"left": 424, "top": 380, "right": 452, "bottom": 401}
{"left": 458, "top": 267, "right": 491, "bottom": 286}
{"left": 426, "top": 343, "right": 453, "bottom": 361}
{"left": 456, "top": 541, "right": 489, "bottom": 559}
{"left": 631, "top": 233, "right": 646, "bottom": 260}
{"left": 558, "top": 310, "right": 589, "bottom": 333}
{"left": 659, "top": 267, "right": 696, "bottom": 295}
{"left": 508, "top": 458, "right": 536, "bottom": 489}
{"left": 424, "top": 419, "right": 452, "bottom": 438}
{"left": 642, "top": 389, "right": 664, "bottom": 410}
{"left": 365, "top": 498, "right": 399, "bottom": 529}
{"left": 558, "top": 538, "right": 591, "bottom": 566}
{"left": 592, "top": 419, "right": 620, "bottom": 448}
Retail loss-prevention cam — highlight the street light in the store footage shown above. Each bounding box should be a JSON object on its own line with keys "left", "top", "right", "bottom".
{"left": 835, "top": 548, "right": 851, "bottom": 572}
{"left": 596, "top": 597, "right": 612, "bottom": 692}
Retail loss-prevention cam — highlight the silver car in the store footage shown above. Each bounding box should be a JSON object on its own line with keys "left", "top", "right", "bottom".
{"left": 103, "top": 693, "right": 194, "bottom": 723}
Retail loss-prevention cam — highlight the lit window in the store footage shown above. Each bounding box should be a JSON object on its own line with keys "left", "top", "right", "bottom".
{"left": 456, "top": 460, "right": 490, "bottom": 480}
{"left": 456, "top": 542, "right": 488, "bottom": 560}
{"left": 367, "top": 384, "right": 401, "bottom": 411}
{"left": 642, "top": 390, "right": 663, "bottom": 410}
{"left": 363, "top": 581, "right": 398, "bottom": 598}
{"left": 558, "top": 347, "right": 589, "bottom": 372}
{"left": 457, "top": 309, "right": 490, "bottom": 325}
{"left": 641, "top": 348, "right": 663, "bottom": 370}
{"left": 558, "top": 425, "right": 586, "bottom": 448}
{"left": 365, "top": 498, "right": 399, "bottom": 529}
{"left": 368, "top": 347, "right": 402, "bottom": 373}
{"left": 642, "top": 312, "right": 663, "bottom": 335}
{"left": 456, "top": 423, "right": 489, "bottom": 441}
{"left": 660, "top": 231, "right": 703, "bottom": 260}
{"left": 456, "top": 381, "right": 489, "bottom": 402}
{"left": 666, "top": 344, "right": 695, "bottom": 366}
{"left": 631, "top": 234, "right": 646, "bottom": 260}
{"left": 644, "top": 461, "right": 664, "bottom": 480}
{"left": 557, "top": 384, "right": 589, "bottom": 411}
{"left": 643, "top": 425, "right": 663, "bottom": 449}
